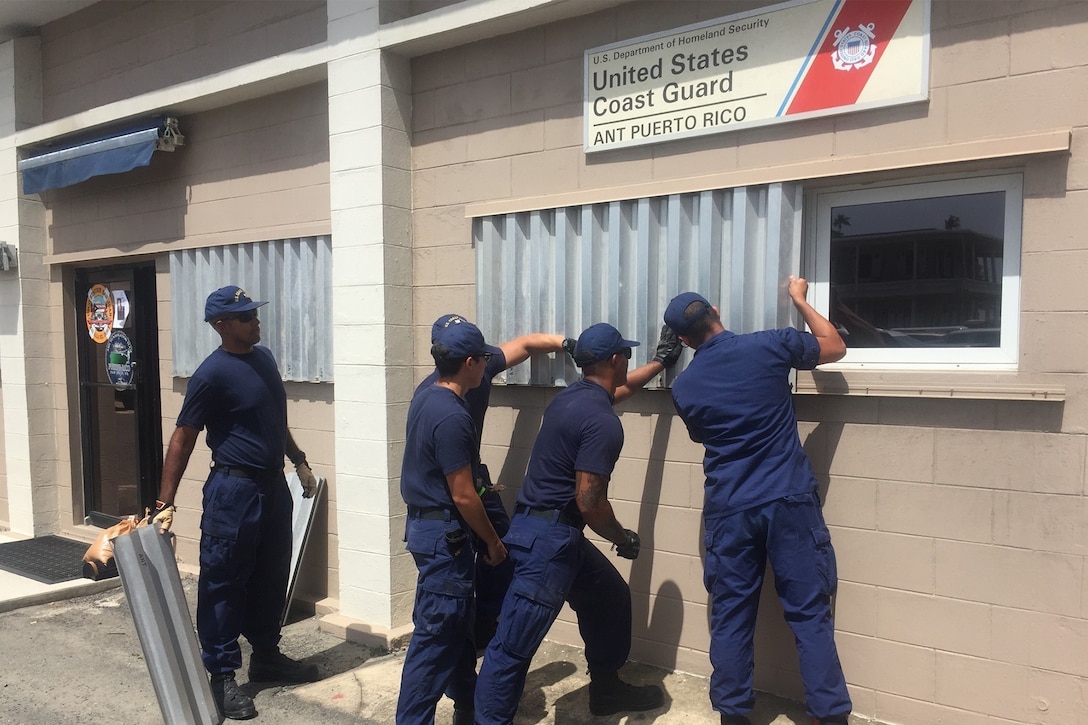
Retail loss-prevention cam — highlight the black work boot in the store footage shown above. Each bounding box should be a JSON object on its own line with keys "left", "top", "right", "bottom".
{"left": 587, "top": 670, "right": 664, "bottom": 716}
{"left": 210, "top": 672, "right": 257, "bottom": 720}
{"left": 811, "top": 716, "right": 850, "bottom": 725}
{"left": 248, "top": 648, "right": 320, "bottom": 683}
{"left": 452, "top": 706, "right": 474, "bottom": 725}
{"left": 722, "top": 715, "right": 752, "bottom": 725}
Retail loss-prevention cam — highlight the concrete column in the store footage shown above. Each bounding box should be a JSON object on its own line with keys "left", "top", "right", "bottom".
{"left": 325, "top": 1, "right": 416, "bottom": 643}
{"left": 0, "top": 37, "right": 57, "bottom": 536}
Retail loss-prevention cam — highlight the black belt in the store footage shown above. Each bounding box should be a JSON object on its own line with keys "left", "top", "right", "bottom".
{"left": 516, "top": 505, "right": 583, "bottom": 529}
{"left": 213, "top": 465, "right": 278, "bottom": 480}
{"left": 408, "top": 506, "right": 461, "bottom": 521}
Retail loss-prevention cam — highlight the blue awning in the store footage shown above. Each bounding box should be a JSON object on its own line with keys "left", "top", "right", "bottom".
{"left": 18, "top": 117, "right": 183, "bottom": 195}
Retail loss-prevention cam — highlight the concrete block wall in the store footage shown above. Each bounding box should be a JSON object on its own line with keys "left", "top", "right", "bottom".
{"left": 45, "top": 83, "right": 332, "bottom": 259}
{"left": 38, "top": 0, "right": 326, "bottom": 121}
{"left": 410, "top": 1, "right": 1088, "bottom": 722}
{"left": 0, "top": 35, "right": 63, "bottom": 537}
{"left": 328, "top": 0, "right": 418, "bottom": 633}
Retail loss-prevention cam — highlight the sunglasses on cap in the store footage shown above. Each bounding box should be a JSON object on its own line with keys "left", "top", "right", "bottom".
{"left": 474, "top": 352, "right": 493, "bottom": 361}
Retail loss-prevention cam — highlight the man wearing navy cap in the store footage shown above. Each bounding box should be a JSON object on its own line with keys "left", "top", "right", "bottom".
{"left": 420, "top": 315, "right": 574, "bottom": 653}
{"left": 664, "top": 277, "right": 850, "bottom": 725}
{"left": 151, "top": 285, "right": 321, "bottom": 720}
{"left": 475, "top": 322, "right": 682, "bottom": 724}
{"left": 397, "top": 318, "right": 509, "bottom": 725}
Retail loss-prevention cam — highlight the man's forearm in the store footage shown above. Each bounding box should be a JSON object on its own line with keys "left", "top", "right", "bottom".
{"left": 285, "top": 430, "right": 307, "bottom": 466}
{"left": 499, "top": 333, "right": 566, "bottom": 369}
{"left": 449, "top": 467, "right": 501, "bottom": 547}
{"left": 575, "top": 471, "right": 627, "bottom": 545}
{"left": 614, "top": 361, "right": 665, "bottom": 404}
{"left": 158, "top": 426, "right": 198, "bottom": 504}
{"left": 582, "top": 502, "right": 627, "bottom": 546}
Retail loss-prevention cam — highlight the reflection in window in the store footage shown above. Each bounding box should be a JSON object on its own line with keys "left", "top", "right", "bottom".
{"left": 828, "top": 191, "right": 1004, "bottom": 349}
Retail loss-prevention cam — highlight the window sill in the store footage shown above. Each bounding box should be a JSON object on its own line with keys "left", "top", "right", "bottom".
{"left": 794, "top": 370, "right": 1065, "bottom": 401}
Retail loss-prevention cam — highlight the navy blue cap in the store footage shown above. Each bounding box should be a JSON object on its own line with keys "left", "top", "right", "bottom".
{"left": 664, "top": 292, "right": 712, "bottom": 334}
{"left": 432, "top": 319, "right": 489, "bottom": 360}
{"left": 431, "top": 313, "right": 469, "bottom": 343}
{"left": 572, "top": 323, "right": 640, "bottom": 367}
{"left": 204, "top": 285, "right": 268, "bottom": 322}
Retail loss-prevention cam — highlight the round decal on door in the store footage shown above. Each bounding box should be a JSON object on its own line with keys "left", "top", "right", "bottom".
{"left": 104, "top": 330, "right": 134, "bottom": 388}
{"left": 86, "top": 284, "right": 114, "bottom": 343}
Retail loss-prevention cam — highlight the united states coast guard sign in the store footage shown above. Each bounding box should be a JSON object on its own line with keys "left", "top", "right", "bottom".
{"left": 583, "top": 0, "right": 930, "bottom": 152}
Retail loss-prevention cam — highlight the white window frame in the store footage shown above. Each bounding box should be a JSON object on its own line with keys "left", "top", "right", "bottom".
{"left": 807, "top": 172, "right": 1023, "bottom": 370}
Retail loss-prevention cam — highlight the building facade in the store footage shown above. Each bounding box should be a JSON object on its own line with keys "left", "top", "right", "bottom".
{"left": 0, "top": 1, "right": 1085, "bottom": 722}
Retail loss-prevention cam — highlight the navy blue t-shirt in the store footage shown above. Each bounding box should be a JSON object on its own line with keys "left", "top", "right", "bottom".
{"left": 671, "top": 327, "right": 821, "bottom": 519}
{"left": 401, "top": 383, "right": 479, "bottom": 509}
{"left": 416, "top": 347, "right": 507, "bottom": 440}
{"left": 176, "top": 345, "right": 287, "bottom": 469}
{"left": 517, "top": 379, "right": 623, "bottom": 512}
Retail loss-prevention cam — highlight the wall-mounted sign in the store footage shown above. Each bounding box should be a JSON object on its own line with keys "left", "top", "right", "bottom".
{"left": 105, "top": 330, "right": 134, "bottom": 388}
{"left": 112, "top": 290, "right": 131, "bottom": 328}
{"left": 86, "top": 284, "right": 114, "bottom": 343}
{"left": 584, "top": 0, "right": 928, "bottom": 152}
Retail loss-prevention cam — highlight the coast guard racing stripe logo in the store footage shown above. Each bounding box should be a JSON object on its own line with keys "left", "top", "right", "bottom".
{"left": 784, "top": 0, "right": 913, "bottom": 115}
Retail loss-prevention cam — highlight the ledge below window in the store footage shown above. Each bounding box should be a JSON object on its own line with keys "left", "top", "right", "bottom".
{"left": 794, "top": 371, "right": 1065, "bottom": 401}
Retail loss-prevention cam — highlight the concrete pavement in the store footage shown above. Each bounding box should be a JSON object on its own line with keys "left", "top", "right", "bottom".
{"left": 0, "top": 530, "right": 817, "bottom": 725}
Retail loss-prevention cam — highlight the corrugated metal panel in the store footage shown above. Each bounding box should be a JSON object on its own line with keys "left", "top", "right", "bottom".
{"left": 474, "top": 183, "right": 803, "bottom": 388}
{"left": 169, "top": 236, "right": 333, "bottom": 382}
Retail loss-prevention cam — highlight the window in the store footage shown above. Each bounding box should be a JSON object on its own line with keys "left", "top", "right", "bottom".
{"left": 474, "top": 183, "right": 803, "bottom": 386}
{"left": 809, "top": 173, "right": 1022, "bottom": 368}
{"left": 169, "top": 236, "right": 333, "bottom": 381}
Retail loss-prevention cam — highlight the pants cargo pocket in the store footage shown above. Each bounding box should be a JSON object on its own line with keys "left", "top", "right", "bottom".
{"left": 811, "top": 525, "right": 838, "bottom": 597}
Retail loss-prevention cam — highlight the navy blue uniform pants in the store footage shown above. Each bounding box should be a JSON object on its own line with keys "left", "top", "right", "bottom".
{"left": 704, "top": 491, "right": 851, "bottom": 719}
{"left": 476, "top": 487, "right": 513, "bottom": 623}
{"left": 396, "top": 515, "right": 477, "bottom": 725}
{"left": 475, "top": 512, "right": 632, "bottom": 725}
{"left": 197, "top": 469, "right": 292, "bottom": 674}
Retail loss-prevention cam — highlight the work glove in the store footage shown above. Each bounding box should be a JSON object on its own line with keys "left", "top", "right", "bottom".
{"left": 296, "top": 461, "right": 318, "bottom": 498}
{"left": 652, "top": 324, "right": 682, "bottom": 368}
{"left": 613, "top": 529, "right": 640, "bottom": 560}
{"left": 147, "top": 501, "right": 176, "bottom": 533}
{"left": 561, "top": 337, "right": 578, "bottom": 359}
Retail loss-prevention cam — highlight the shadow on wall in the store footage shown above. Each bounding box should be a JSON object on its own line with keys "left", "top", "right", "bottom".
{"left": 631, "top": 412, "right": 684, "bottom": 671}
{"left": 800, "top": 370, "right": 1065, "bottom": 433}
{"left": 495, "top": 400, "right": 549, "bottom": 491}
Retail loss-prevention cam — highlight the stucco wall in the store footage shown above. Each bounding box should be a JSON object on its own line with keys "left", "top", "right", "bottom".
{"left": 410, "top": 1, "right": 1088, "bottom": 722}
{"left": 39, "top": 0, "right": 326, "bottom": 122}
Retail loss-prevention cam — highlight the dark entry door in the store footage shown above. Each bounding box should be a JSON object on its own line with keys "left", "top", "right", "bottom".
{"left": 75, "top": 265, "right": 163, "bottom": 527}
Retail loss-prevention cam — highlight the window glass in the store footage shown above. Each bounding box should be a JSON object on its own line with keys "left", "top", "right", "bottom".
{"left": 812, "top": 174, "right": 1022, "bottom": 368}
